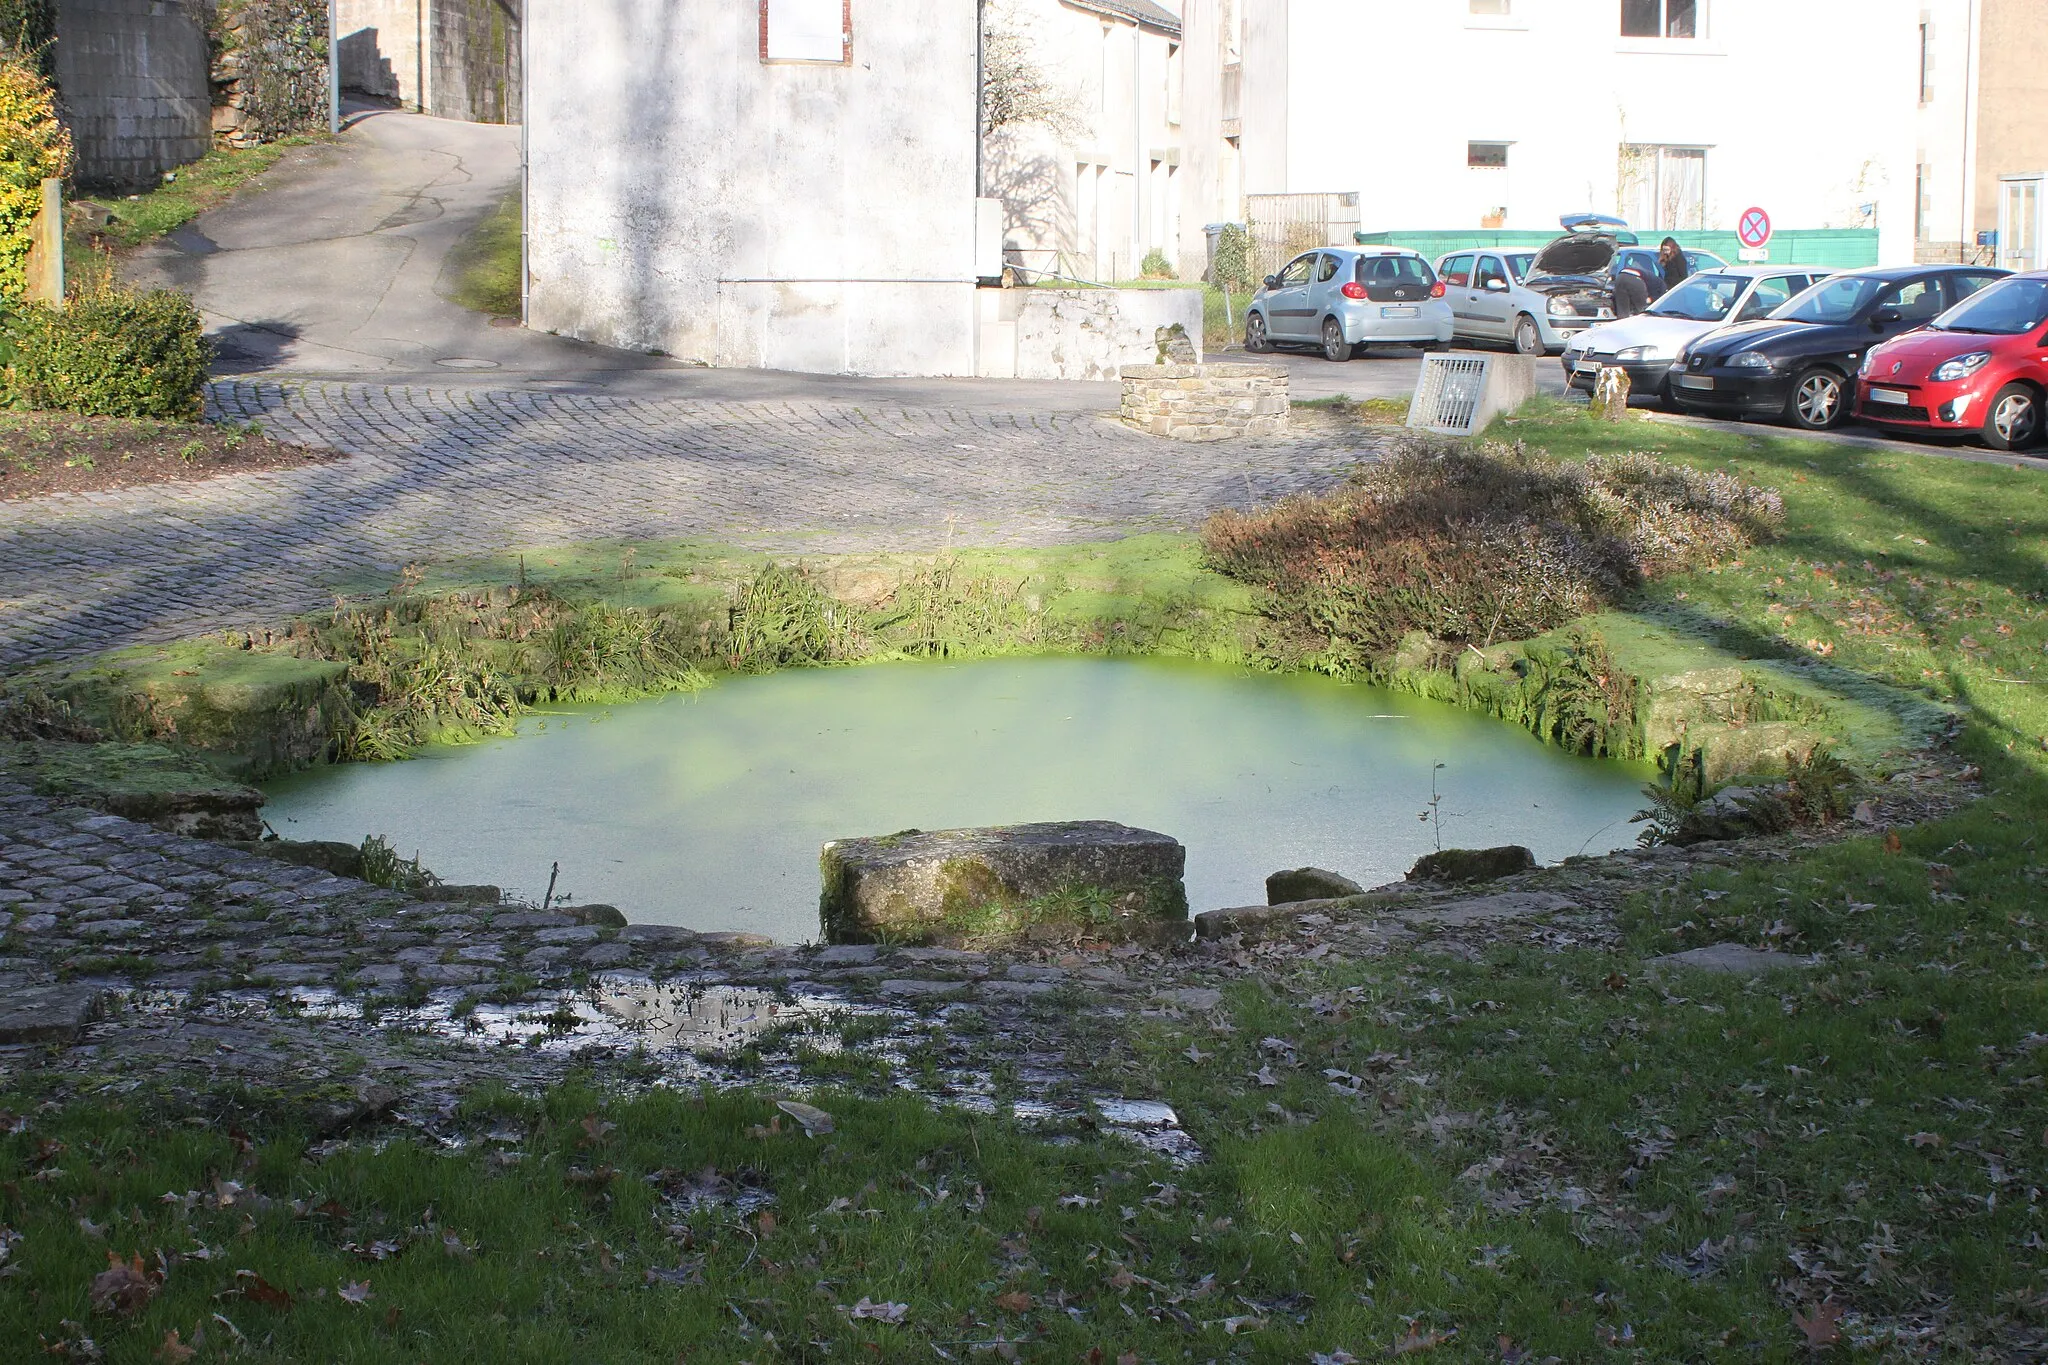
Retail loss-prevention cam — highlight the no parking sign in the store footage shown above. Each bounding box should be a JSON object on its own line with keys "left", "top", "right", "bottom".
{"left": 1737, "top": 206, "right": 1772, "bottom": 261}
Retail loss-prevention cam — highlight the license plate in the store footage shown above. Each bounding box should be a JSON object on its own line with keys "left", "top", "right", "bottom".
{"left": 1574, "top": 362, "right": 1601, "bottom": 375}
{"left": 1380, "top": 306, "right": 1418, "bottom": 318}
{"left": 1676, "top": 374, "right": 1715, "bottom": 391}
{"left": 1867, "top": 386, "right": 1910, "bottom": 405}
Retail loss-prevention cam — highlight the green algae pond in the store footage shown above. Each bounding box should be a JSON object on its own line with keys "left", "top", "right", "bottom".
{"left": 261, "top": 657, "right": 1652, "bottom": 942}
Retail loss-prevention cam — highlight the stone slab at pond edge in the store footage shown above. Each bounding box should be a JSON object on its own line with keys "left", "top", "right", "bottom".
{"left": 819, "top": 821, "right": 1188, "bottom": 948}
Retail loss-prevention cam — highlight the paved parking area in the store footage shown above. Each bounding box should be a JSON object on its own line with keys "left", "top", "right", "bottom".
{"left": 0, "top": 381, "right": 1372, "bottom": 668}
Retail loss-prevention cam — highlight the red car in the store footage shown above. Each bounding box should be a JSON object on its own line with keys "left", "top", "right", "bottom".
{"left": 1855, "top": 271, "right": 2048, "bottom": 450}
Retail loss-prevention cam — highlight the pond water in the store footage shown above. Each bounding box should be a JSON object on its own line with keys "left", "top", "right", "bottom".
{"left": 262, "top": 657, "right": 1649, "bottom": 942}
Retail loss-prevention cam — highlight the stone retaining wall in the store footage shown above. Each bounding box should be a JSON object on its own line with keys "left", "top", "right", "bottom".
{"left": 1119, "top": 363, "right": 1289, "bottom": 442}
{"left": 55, "top": 0, "right": 212, "bottom": 190}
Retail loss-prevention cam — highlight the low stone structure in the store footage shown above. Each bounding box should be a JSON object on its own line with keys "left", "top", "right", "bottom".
{"left": 1119, "top": 363, "right": 1289, "bottom": 442}
{"left": 819, "top": 821, "right": 1187, "bottom": 947}
{"left": 1266, "top": 866, "right": 1363, "bottom": 905}
{"left": 975, "top": 287, "right": 1206, "bottom": 382}
{"left": 55, "top": 0, "right": 212, "bottom": 190}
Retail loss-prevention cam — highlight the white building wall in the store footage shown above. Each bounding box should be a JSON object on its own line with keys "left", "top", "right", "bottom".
{"left": 983, "top": 1, "right": 1183, "bottom": 282}
{"left": 1196, "top": 0, "right": 1916, "bottom": 264}
{"left": 1913, "top": 0, "right": 1979, "bottom": 250}
{"left": 525, "top": 0, "right": 981, "bottom": 377}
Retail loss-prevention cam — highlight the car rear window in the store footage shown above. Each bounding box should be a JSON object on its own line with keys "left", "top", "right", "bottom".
{"left": 1355, "top": 255, "right": 1435, "bottom": 287}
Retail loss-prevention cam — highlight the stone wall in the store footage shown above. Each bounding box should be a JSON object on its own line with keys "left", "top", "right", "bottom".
{"left": 429, "top": 0, "right": 516, "bottom": 123}
{"left": 977, "top": 286, "right": 1204, "bottom": 382}
{"left": 210, "top": 0, "right": 332, "bottom": 148}
{"left": 54, "top": 0, "right": 212, "bottom": 191}
{"left": 1119, "top": 362, "right": 1288, "bottom": 442}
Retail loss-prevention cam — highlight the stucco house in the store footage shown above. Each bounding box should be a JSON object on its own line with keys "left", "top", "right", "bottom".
{"left": 1913, "top": 0, "right": 2048, "bottom": 270}
{"left": 337, "top": 0, "right": 522, "bottom": 124}
{"left": 525, "top": 0, "right": 983, "bottom": 376}
{"left": 982, "top": 0, "right": 1185, "bottom": 283}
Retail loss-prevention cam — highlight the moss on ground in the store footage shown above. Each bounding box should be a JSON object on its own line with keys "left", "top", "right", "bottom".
{"left": 442, "top": 189, "right": 523, "bottom": 317}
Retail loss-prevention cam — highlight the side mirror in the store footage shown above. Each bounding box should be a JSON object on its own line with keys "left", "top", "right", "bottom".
{"left": 1872, "top": 309, "right": 1902, "bottom": 331}
{"left": 1484, "top": 278, "right": 1508, "bottom": 292}
{"left": 1262, "top": 275, "right": 1279, "bottom": 290}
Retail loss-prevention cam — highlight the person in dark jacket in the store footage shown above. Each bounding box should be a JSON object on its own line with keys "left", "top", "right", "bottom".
{"left": 1657, "top": 237, "right": 1690, "bottom": 294}
{"left": 1613, "top": 265, "right": 1652, "bottom": 318}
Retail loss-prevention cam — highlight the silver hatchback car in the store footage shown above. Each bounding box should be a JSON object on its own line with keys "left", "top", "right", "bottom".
{"left": 1245, "top": 248, "right": 1454, "bottom": 361}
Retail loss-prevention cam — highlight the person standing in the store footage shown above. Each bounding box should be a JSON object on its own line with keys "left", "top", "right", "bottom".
{"left": 1657, "top": 237, "right": 1690, "bottom": 294}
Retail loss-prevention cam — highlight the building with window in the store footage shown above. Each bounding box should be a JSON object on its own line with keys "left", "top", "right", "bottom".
{"left": 1175, "top": 0, "right": 1920, "bottom": 271}
{"left": 524, "top": 0, "right": 984, "bottom": 375}
{"left": 336, "top": 0, "right": 523, "bottom": 124}
{"left": 981, "top": 0, "right": 1185, "bottom": 283}
{"left": 1913, "top": 0, "right": 2048, "bottom": 271}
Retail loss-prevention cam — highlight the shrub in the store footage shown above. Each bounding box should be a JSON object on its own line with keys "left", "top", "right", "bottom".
{"left": 1201, "top": 433, "right": 1782, "bottom": 668}
{"left": 0, "top": 55, "right": 68, "bottom": 299}
{"left": 6, "top": 284, "right": 212, "bottom": 418}
{"left": 1139, "top": 248, "right": 1175, "bottom": 280}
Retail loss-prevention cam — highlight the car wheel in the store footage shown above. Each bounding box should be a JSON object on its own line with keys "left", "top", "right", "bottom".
{"left": 1984, "top": 382, "right": 2042, "bottom": 451}
{"left": 1244, "top": 312, "right": 1270, "bottom": 353}
{"left": 1787, "top": 367, "right": 1848, "bottom": 430}
{"left": 1512, "top": 314, "right": 1543, "bottom": 356}
{"left": 1321, "top": 318, "right": 1351, "bottom": 363}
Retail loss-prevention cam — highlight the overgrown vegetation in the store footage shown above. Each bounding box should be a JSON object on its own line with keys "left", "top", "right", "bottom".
{"left": 4, "top": 281, "right": 211, "bottom": 418}
{"left": 85, "top": 137, "right": 316, "bottom": 247}
{"left": 1204, "top": 432, "right": 1784, "bottom": 671}
{"left": 443, "top": 191, "right": 521, "bottom": 317}
{"left": 0, "top": 53, "right": 67, "bottom": 298}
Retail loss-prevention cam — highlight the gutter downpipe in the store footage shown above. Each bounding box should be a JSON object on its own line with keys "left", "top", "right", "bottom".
{"left": 521, "top": 0, "right": 531, "bottom": 326}
{"left": 328, "top": 0, "right": 341, "bottom": 134}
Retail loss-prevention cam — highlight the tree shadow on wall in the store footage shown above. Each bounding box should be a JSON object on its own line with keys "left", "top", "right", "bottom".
{"left": 984, "top": 130, "right": 1073, "bottom": 284}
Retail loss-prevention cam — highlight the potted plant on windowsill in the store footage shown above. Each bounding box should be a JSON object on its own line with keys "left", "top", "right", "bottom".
{"left": 1480, "top": 207, "right": 1507, "bottom": 229}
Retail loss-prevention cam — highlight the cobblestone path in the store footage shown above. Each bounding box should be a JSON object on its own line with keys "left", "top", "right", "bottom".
{"left": 0, "top": 381, "right": 1369, "bottom": 667}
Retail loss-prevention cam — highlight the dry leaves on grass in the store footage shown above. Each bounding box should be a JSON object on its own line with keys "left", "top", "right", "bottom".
{"left": 776, "top": 1100, "right": 835, "bottom": 1137}
{"left": 337, "top": 1280, "right": 373, "bottom": 1306}
{"left": 89, "top": 1252, "right": 160, "bottom": 1317}
{"left": 154, "top": 1329, "right": 197, "bottom": 1363}
{"left": 843, "top": 1297, "right": 908, "bottom": 1323}
{"left": 227, "top": 1269, "right": 292, "bottom": 1309}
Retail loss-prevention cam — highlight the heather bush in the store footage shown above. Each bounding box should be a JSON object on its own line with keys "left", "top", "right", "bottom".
{"left": 1201, "top": 433, "right": 1782, "bottom": 668}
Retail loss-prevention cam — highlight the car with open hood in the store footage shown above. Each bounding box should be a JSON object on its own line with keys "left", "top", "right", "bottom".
{"left": 1560, "top": 266, "right": 1830, "bottom": 402}
{"left": 1479, "top": 216, "right": 1723, "bottom": 351}
{"left": 1853, "top": 271, "right": 2048, "bottom": 450}
{"left": 1243, "top": 247, "right": 1453, "bottom": 361}
{"left": 1668, "top": 264, "right": 2008, "bottom": 430}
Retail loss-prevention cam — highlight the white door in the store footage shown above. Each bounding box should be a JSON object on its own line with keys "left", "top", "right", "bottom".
{"left": 2000, "top": 176, "right": 2043, "bottom": 273}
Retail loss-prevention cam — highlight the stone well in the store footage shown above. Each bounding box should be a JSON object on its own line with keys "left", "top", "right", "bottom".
{"left": 1118, "top": 363, "right": 1289, "bottom": 442}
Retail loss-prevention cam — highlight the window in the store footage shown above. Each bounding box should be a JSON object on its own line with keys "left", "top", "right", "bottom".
{"left": 1356, "top": 255, "right": 1435, "bottom": 286}
{"left": 1915, "top": 162, "right": 1932, "bottom": 241}
{"left": 1620, "top": 0, "right": 1699, "bottom": 38}
{"left": 762, "top": 0, "right": 849, "bottom": 63}
{"left": 1316, "top": 254, "right": 1342, "bottom": 283}
{"left": 1275, "top": 256, "right": 1314, "bottom": 288}
{"left": 1919, "top": 21, "right": 1934, "bottom": 103}
{"left": 1476, "top": 255, "right": 1508, "bottom": 289}
{"left": 1735, "top": 275, "right": 1798, "bottom": 321}
{"left": 1469, "top": 0, "right": 1511, "bottom": 12}
{"left": 1468, "top": 141, "right": 1509, "bottom": 169}
{"left": 1952, "top": 271, "right": 2005, "bottom": 303}
{"left": 1879, "top": 278, "right": 1943, "bottom": 323}
{"left": 1440, "top": 253, "right": 1475, "bottom": 288}
{"left": 1619, "top": 144, "right": 1706, "bottom": 230}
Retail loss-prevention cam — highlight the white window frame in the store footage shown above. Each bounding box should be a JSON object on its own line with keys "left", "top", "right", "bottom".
{"left": 761, "top": 0, "right": 851, "bottom": 65}
{"left": 1619, "top": 144, "right": 1708, "bottom": 231}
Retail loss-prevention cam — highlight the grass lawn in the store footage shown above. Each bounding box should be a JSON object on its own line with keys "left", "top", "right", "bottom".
{"left": 4, "top": 409, "right": 2046, "bottom": 1359}
{"left": 84, "top": 139, "right": 329, "bottom": 249}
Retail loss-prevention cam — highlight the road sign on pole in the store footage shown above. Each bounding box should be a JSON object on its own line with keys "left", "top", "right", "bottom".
{"left": 1737, "top": 207, "right": 1773, "bottom": 249}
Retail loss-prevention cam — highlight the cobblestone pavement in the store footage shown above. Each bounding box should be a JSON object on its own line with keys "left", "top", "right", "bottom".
{"left": 0, "top": 381, "right": 1371, "bottom": 668}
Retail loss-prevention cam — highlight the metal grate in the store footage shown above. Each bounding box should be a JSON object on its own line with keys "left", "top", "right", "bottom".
{"left": 1409, "top": 355, "right": 1492, "bottom": 434}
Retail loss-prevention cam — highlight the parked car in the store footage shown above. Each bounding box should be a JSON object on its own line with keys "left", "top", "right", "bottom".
{"left": 1244, "top": 247, "right": 1453, "bottom": 361}
{"left": 1853, "top": 271, "right": 2048, "bottom": 450}
{"left": 1561, "top": 266, "right": 1830, "bottom": 402}
{"left": 1669, "top": 264, "right": 2009, "bottom": 430}
{"left": 1507, "top": 218, "right": 1728, "bottom": 347}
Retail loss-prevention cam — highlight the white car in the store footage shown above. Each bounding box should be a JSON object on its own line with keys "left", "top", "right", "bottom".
{"left": 1436, "top": 238, "right": 1728, "bottom": 356}
{"left": 1560, "top": 265, "right": 1832, "bottom": 402}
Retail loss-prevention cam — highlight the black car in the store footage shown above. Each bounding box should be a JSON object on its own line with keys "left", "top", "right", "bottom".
{"left": 1668, "top": 264, "right": 2009, "bottom": 430}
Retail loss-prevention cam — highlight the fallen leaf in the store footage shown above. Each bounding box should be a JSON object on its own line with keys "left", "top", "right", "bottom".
{"left": 756, "top": 1211, "right": 777, "bottom": 1237}
{"left": 994, "top": 1290, "right": 1033, "bottom": 1313}
{"left": 1603, "top": 972, "right": 1629, "bottom": 993}
{"left": 338, "top": 1281, "right": 372, "bottom": 1306}
{"left": 154, "top": 1329, "right": 196, "bottom": 1363}
{"left": 232, "top": 1270, "right": 293, "bottom": 1309}
{"left": 776, "top": 1101, "right": 835, "bottom": 1137}
{"left": 1883, "top": 830, "right": 1902, "bottom": 854}
{"left": 1907, "top": 1131, "right": 1944, "bottom": 1148}
{"left": 1393, "top": 1327, "right": 1453, "bottom": 1354}
{"left": 1310, "top": 1353, "right": 1360, "bottom": 1365}
{"left": 578, "top": 1114, "right": 616, "bottom": 1146}
{"left": 89, "top": 1253, "right": 159, "bottom": 1317}
{"left": 844, "top": 1297, "right": 907, "bottom": 1323}
{"left": 1792, "top": 1300, "right": 1843, "bottom": 1348}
